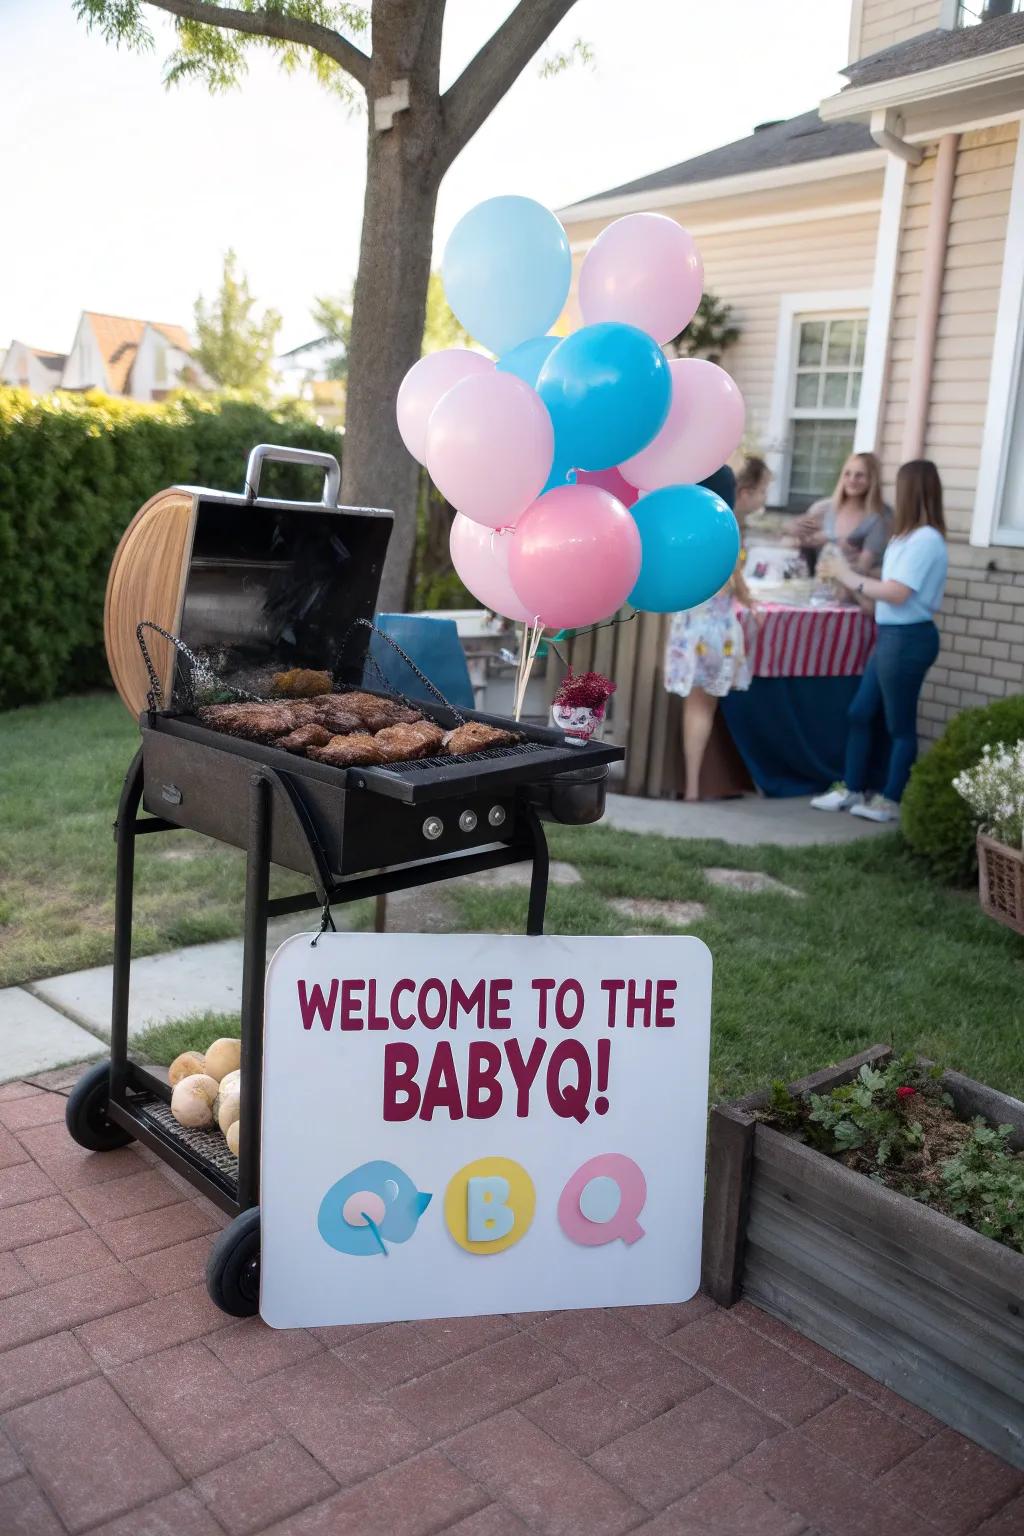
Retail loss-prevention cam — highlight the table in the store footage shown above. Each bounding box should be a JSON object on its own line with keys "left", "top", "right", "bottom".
{"left": 720, "top": 602, "right": 887, "bottom": 797}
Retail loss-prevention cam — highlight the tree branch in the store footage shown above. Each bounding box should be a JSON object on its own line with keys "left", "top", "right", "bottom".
{"left": 143, "top": 0, "right": 372, "bottom": 88}
{"left": 440, "top": 0, "right": 578, "bottom": 166}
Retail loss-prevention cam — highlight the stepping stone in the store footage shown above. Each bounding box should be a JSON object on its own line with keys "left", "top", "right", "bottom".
{"left": 462, "top": 860, "right": 582, "bottom": 890}
{"left": 703, "top": 867, "right": 803, "bottom": 898}
{"left": 0, "top": 988, "right": 104, "bottom": 1084}
{"left": 610, "top": 898, "right": 707, "bottom": 928}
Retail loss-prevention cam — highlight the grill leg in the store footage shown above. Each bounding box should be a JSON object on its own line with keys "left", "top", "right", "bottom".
{"left": 523, "top": 804, "right": 549, "bottom": 937}
{"left": 237, "top": 775, "right": 271, "bottom": 1211}
{"left": 110, "top": 750, "right": 144, "bottom": 1099}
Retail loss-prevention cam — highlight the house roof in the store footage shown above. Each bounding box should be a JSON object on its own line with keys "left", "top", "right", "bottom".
{"left": 83, "top": 312, "right": 192, "bottom": 393}
{"left": 842, "top": 14, "right": 1024, "bottom": 89}
{"left": 560, "top": 110, "right": 875, "bottom": 211}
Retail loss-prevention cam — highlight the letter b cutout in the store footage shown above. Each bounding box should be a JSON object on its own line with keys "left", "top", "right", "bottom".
{"left": 467, "top": 1176, "right": 515, "bottom": 1242}
{"left": 444, "top": 1157, "right": 535, "bottom": 1255}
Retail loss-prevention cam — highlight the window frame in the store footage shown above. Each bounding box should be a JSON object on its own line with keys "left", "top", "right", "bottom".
{"left": 972, "top": 118, "right": 1024, "bottom": 548}
{"left": 765, "top": 290, "right": 872, "bottom": 507}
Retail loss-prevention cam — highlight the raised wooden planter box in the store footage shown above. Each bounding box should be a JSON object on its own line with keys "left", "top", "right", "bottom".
{"left": 978, "top": 831, "right": 1024, "bottom": 936}
{"left": 702, "top": 1045, "right": 1024, "bottom": 1469}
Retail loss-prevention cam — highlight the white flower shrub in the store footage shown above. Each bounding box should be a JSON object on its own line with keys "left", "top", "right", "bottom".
{"left": 952, "top": 739, "right": 1024, "bottom": 849}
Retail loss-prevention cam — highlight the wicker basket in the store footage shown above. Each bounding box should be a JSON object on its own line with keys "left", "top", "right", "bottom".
{"left": 977, "top": 832, "right": 1024, "bottom": 936}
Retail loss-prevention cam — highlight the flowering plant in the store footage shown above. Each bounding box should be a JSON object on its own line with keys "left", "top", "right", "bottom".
{"left": 553, "top": 668, "right": 616, "bottom": 717}
{"left": 951, "top": 739, "right": 1024, "bottom": 849}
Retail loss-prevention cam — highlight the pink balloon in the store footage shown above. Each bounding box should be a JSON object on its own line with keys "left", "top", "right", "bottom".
{"left": 576, "top": 466, "right": 638, "bottom": 509}
{"left": 449, "top": 515, "right": 533, "bottom": 622}
{"left": 508, "top": 484, "right": 641, "bottom": 630}
{"left": 396, "top": 348, "right": 493, "bottom": 465}
{"left": 426, "top": 372, "right": 554, "bottom": 529}
{"left": 620, "top": 358, "right": 746, "bottom": 490}
{"left": 579, "top": 214, "right": 703, "bottom": 346}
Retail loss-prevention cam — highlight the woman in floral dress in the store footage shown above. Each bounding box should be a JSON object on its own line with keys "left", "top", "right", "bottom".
{"left": 664, "top": 459, "right": 766, "bottom": 801}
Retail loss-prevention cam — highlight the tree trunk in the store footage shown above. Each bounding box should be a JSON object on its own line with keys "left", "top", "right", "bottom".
{"left": 341, "top": 1, "right": 445, "bottom": 613}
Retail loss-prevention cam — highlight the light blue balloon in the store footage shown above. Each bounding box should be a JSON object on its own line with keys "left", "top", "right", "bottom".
{"left": 496, "top": 335, "right": 560, "bottom": 389}
{"left": 442, "top": 197, "right": 571, "bottom": 356}
{"left": 537, "top": 323, "right": 671, "bottom": 472}
{"left": 628, "top": 485, "right": 740, "bottom": 614}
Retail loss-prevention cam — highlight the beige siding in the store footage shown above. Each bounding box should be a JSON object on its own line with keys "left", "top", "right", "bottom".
{"left": 879, "top": 123, "right": 1024, "bottom": 739}
{"left": 853, "top": 0, "right": 946, "bottom": 62}
{"left": 565, "top": 175, "right": 882, "bottom": 479}
{"left": 879, "top": 125, "right": 1017, "bottom": 540}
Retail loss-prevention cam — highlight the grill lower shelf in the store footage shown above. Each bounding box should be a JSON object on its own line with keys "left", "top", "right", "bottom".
{"left": 131, "top": 1092, "right": 239, "bottom": 1187}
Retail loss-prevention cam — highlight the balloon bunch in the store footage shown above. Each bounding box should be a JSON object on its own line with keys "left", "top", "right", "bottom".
{"left": 395, "top": 195, "right": 746, "bottom": 716}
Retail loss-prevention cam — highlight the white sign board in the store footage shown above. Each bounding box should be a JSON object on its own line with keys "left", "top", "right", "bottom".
{"left": 260, "top": 932, "right": 711, "bottom": 1328}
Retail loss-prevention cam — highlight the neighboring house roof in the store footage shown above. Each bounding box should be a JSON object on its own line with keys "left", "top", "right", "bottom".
{"left": 842, "top": 14, "right": 1024, "bottom": 89}
{"left": 561, "top": 110, "right": 875, "bottom": 210}
{"left": 82, "top": 312, "right": 193, "bottom": 393}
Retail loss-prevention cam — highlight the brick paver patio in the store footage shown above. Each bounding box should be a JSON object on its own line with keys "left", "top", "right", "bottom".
{"left": 1, "top": 1073, "right": 1022, "bottom": 1536}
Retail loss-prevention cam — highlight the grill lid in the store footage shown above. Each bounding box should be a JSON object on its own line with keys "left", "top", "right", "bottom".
{"left": 104, "top": 445, "right": 393, "bottom": 716}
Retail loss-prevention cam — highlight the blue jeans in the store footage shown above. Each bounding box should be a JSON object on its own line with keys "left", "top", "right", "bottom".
{"left": 844, "top": 622, "right": 940, "bottom": 802}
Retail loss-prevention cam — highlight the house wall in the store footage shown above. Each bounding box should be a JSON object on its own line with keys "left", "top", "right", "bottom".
{"left": 0, "top": 344, "right": 61, "bottom": 393}
{"left": 60, "top": 319, "right": 107, "bottom": 392}
{"left": 851, "top": 0, "right": 948, "bottom": 63}
{"left": 876, "top": 121, "right": 1024, "bottom": 738}
{"left": 564, "top": 170, "right": 883, "bottom": 485}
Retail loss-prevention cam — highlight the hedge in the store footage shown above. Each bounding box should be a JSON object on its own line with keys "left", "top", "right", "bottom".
{"left": 902, "top": 693, "right": 1024, "bottom": 885}
{"left": 0, "top": 388, "right": 342, "bottom": 710}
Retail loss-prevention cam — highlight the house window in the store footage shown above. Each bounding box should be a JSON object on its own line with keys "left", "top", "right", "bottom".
{"left": 956, "top": 1, "right": 1022, "bottom": 24}
{"left": 787, "top": 315, "right": 867, "bottom": 503}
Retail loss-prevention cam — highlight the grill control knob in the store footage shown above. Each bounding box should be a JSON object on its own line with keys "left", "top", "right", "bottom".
{"left": 458, "top": 810, "right": 478, "bottom": 833}
{"left": 422, "top": 816, "right": 444, "bottom": 841}
{"left": 487, "top": 805, "right": 507, "bottom": 828}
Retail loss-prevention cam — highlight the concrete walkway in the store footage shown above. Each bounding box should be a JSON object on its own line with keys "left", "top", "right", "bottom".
{"left": 603, "top": 793, "right": 891, "bottom": 847}
{"left": 1, "top": 797, "right": 885, "bottom": 1083}
{"left": 0, "top": 1074, "right": 1020, "bottom": 1536}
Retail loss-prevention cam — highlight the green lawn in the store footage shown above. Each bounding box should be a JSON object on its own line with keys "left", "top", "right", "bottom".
{"left": 0, "top": 693, "right": 308, "bottom": 986}
{"left": 7, "top": 692, "right": 1022, "bottom": 1104}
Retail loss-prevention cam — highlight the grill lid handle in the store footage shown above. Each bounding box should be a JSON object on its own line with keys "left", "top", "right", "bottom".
{"left": 243, "top": 443, "right": 341, "bottom": 507}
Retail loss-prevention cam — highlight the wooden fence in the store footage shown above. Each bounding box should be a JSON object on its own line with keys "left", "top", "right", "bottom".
{"left": 542, "top": 612, "right": 686, "bottom": 799}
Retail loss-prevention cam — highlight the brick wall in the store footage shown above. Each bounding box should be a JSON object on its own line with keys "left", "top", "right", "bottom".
{"left": 921, "top": 554, "right": 1024, "bottom": 739}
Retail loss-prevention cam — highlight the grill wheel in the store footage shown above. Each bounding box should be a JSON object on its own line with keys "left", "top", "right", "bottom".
{"left": 65, "top": 1060, "right": 134, "bottom": 1153}
{"left": 206, "top": 1207, "right": 262, "bottom": 1317}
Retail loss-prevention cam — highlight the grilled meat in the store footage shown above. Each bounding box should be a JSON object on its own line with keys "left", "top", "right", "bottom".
{"left": 444, "top": 721, "right": 515, "bottom": 755}
{"left": 275, "top": 723, "right": 332, "bottom": 753}
{"left": 374, "top": 721, "right": 444, "bottom": 761}
{"left": 308, "top": 733, "right": 387, "bottom": 767}
{"left": 197, "top": 702, "right": 297, "bottom": 742}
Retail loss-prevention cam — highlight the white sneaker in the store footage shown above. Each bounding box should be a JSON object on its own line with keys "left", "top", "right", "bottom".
{"left": 850, "top": 794, "right": 899, "bottom": 823}
{"left": 810, "top": 783, "right": 864, "bottom": 812}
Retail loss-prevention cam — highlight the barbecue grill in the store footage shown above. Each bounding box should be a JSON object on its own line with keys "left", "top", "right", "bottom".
{"left": 66, "top": 445, "right": 624, "bottom": 1315}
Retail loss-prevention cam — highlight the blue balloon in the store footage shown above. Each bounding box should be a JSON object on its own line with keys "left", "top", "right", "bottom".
{"left": 537, "top": 323, "right": 671, "bottom": 472}
{"left": 496, "top": 335, "right": 560, "bottom": 389}
{"left": 443, "top": 197, "right": 571, "bottom": 356}
{"left": 628, "top": 485, "right": 740, "bottom": 614}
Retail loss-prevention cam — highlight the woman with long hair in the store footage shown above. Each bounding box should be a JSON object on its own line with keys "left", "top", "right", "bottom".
{"left": 788, "top": 451, "right": 891, "bottom": 576}
{"left": 812, "top": 459, "right": 948, "bottom": 823}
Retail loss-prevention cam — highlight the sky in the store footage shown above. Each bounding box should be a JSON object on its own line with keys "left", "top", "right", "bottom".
{"left": 1, "top": 0, "right": 851, "bottom": 357}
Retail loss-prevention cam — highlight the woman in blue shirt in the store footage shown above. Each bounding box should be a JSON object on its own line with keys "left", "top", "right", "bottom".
{"left": 811, "top": 460, "right": 948, "bottom": 823}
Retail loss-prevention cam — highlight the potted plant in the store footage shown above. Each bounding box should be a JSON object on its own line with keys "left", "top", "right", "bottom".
{"left": 702, "top": 1046, "right": 1024, "bottom": 1468}
{"left": 952, "top": 740, "right": 1024, "bottom": 934}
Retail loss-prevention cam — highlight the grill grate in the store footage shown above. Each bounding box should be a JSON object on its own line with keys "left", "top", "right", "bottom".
{"left": 135, "top": 1094, "right": 239, "bottom": 1181}
{"left": 382, "top": 741, "right": 560, "bottom": 774}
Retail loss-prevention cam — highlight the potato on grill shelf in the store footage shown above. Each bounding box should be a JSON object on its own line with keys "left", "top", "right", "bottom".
{"left": 168, "top": 1044, "right": 242, "bottom": 1155}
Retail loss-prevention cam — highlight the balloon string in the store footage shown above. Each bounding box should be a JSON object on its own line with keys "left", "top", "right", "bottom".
{"left": 514, "top": 617, "right": 545, "bottom": 722}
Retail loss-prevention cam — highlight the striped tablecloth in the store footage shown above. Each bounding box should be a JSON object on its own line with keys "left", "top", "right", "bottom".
{"left": 749, "top": 603, "right": 875, "bottom": 679}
